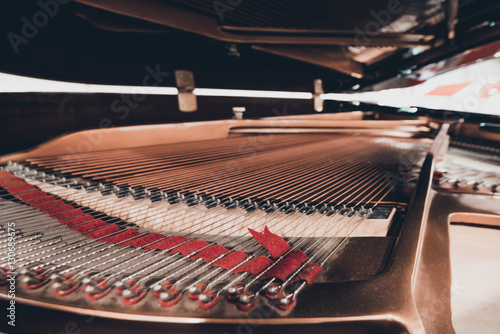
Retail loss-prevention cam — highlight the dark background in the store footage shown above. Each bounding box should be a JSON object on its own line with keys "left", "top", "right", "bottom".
{"left": 0, "top": 0, "right": 500, "bottom": 156}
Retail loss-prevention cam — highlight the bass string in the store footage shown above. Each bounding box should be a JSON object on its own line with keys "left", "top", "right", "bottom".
{"left": 4, "top": 137, "right": 414, "bottom": 247}
{"left": 1, "top": 174, "right": 322, "bottom": 284}
{"left": 27, "top": 134, "right": 356, "bottom": 183}
{"left": 115, "top": 138, "right": 350, "bottom": 189}
{"left": 0, "top": 167, "right": 368, "bottom": 292}
{"left": 6, "top": 137, "right": 414, "bottom": 244}
{"left": 37, "top": 136, "right": 407, "bottom": 207}
{"left": 4, "top": 135, "right": 430, "bottom": 298}
{"left": 28, "top": 134, "right": 333, "bottom": 175}
{"left": 106, "top": 136, "right": 370, "bottom": 184}
{"left": 207, "top": 163, "right": 402, "bottom": 297}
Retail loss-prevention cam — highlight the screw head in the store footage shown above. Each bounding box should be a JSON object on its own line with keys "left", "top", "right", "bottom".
{"left": 122, "top": 289, "right": 133, "bottom": 297}
{"left": 239, "top": 294, "right": 252, "bottom": 304}
{"left": 188, "top": 286, "right": 200, "bottom": 294}
{"left": 280, "top": 296, "right": 292, "bottom": 306}
{"left": 160, "top": 292, "right": 171, "bottom": 300}
{"left": 198, "top": 294, "right": 210, "bottom": 303}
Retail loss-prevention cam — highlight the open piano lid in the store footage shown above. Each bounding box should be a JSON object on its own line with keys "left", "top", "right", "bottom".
{"left": 0, "top": 0, "right": 500, "bottom": 92}
{"left": 0, "top": 2, "right": 500, "bottom": 334}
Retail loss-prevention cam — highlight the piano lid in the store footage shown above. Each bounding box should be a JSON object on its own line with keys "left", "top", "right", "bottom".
{"left": 0, "top": 0, "right": 499, "bottom": 92}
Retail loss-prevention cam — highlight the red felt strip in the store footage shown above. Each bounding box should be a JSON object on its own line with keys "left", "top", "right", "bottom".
{"left": 64, "top": 215, "right": 94, "bottom": 227}
{"left": 4, "top": 184, "right": 36, "bottom": 193}
{"left": 71, "top": 220, "right": 107, "bottom": 233}
{"left": 190, "top": 245, "right": 228, "bottom": 262}
{"left": 45, "top": 204, "right": 75, "bottom": 215}
{"left": 261, "top": 258, "right": 301, "bottom": 281}
{"left": 33, "top": 200, "right": 65, "bottom": 211}
{"left": 53, "top": 209, "right": 84, "bottom": 221}
{"left": 0, "top": 177, "right": 24, "bottom": 186}
{"left": 143, "top": 235, "right": 188, "bottom": 250}
{"left": 118, "top": 233, "right": 165, "bottom": 247}
{"left": 212, "top": 251, "right": 247, "bottom": 270}
{"left": 2, "top": 172, "right": 318, "bottom": 282}
{"left": 100, "top": 229, "right": 140, "bottom": 244}
{"left": 25, "top": 279, "right": 50, "bottom": 290}
{"left": 248, "top": 226, "right": 291, "bottom": 259}
{"left": 27, "top": 196, "right": 56, "bottom": 205}
{"left": 15, "top": 190, "right": 47, "bottom": 201}
{"left": 260, "top": 250, "right": 309, "bottom": 280}
{"left": 292, "top": 263, "right": 322, "bottom": 284}
{"left": 84, "top": 224, "right": 120, "bottom": 239}
{"left": 54, "top": 280, "right": 79, "bottom": 297}
{"left": 0, "top": 171, "right": 13, "bottom": 177}
{"left": 169, "top": 239, "right": 209, "bottom": 256}
{"left": 233, "top": 256, "right": 273, "bottom": 275}
{"left": 284, "top": 249, "right": 308, "bottom": 263}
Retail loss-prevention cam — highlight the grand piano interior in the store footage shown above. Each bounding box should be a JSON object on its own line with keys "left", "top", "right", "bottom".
{"left": 0, "top": 1, "right": 499, "bottom": 333}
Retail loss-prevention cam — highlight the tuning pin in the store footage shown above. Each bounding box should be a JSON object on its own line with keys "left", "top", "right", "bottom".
{"left": 122, "top": 289, "right": 136, "bottom": 298}
{"left": 159, "top": 289, "right": 182, "bottom": 307}
{"left": 49, "top": 272, "right": 65, "bottom": 282}
{"left": 21, "top": 268, "right": 49, "bottom": 289}
{"left": 277, "top": 293, "right": 297, "bottom": 310}
{"left": 51, "top": 274, "right": 79, "bottom": 297}
{"left": 266, "top": 283, "right": 283, "bottom": 299}
{"left": 227, "top": 285, "right": 243, "bottom": 301}
{"left": 83, "top": 278, "right": 111, "bottom": 301}
{"left": 237, "top": 292, "right": 257, "bottom": 311}
{"left": 187, "top": 284, "right": 206, "bottom": 300}
{"left": 279, "top": 295, "right": 292, "bottom": 306}
{"left": 198, "top": 291, "right": 219, "bottom": 309}
{"left": 159, "top": 291, "right": 180, "bottom": 302}
{"left": 114, "top": 279, "right": 136, "bottom": 295}
{"left": 152, "top": 281, "right": 173, "bottom": 298}
{"left": 122, "top": 285, "right": 147, "bottom": 305}
{"left": 52, "top": 280, "right": 72, "bottom": 291}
